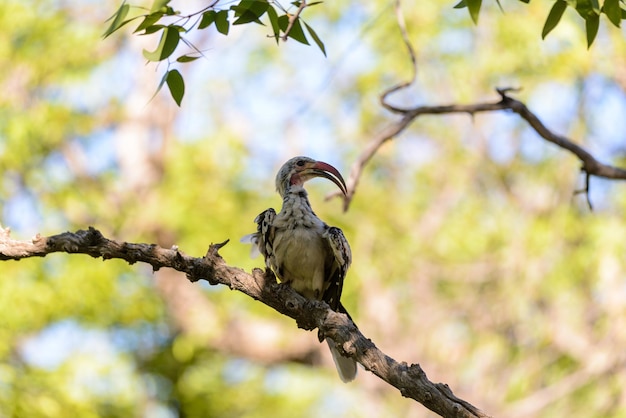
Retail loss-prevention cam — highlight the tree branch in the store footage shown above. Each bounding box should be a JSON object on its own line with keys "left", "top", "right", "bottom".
{"left": 325, "top": 0, "right": 625, "bottom": 211}
{"left": 328, "top": 88, "right": 626, "bottom": 210}
{"left": 0, "top": 226, "right": 490, "bottom": 418}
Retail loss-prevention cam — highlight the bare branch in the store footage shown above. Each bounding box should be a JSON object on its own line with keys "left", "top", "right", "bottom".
{"left": 324, "top": 1, "right": 625, "bottom": 210}
{"left": 573, "top": 170, "right": 593, "bottom": 211}
{"left": 326, "top": 113, "right": 417, "bottom": 211}
{"left": 0, "top": 226, "right": 490, "bottom": 418}
{"left": 380, "top": 0, "right": 418, "bottom": 113}
{"left": 324, "top": 0, "right": 421, "bottom": 212}
{"left": 329, "top": 89, "right": 626, "bottom": 210}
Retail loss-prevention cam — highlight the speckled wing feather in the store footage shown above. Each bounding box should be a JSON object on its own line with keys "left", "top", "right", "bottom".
{"left": 322, "top": 226, "right": 352, "bottom": 312}
{"left": 323, "top": 226, "right": 357, "bottom": 382}
{"left": 241, "top": 208, "right": 276, "bottom": 264}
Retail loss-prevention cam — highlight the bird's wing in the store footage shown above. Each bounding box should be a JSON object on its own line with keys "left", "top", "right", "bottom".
{"left": 322, "top": 226, "right": 358, "bottom": 382}
{"left": 239, "top": 233, "right": 262, "bottom": 258}
{"left": 240, "top": 208, "right": 276, "bottom": 262}
{"left": 322, "top": 226, "right": 352, "bottom": 312}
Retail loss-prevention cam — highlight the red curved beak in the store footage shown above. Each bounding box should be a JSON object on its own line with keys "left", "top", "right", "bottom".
{"left": 310, "top": 161, "right": 348, "bottom": 196}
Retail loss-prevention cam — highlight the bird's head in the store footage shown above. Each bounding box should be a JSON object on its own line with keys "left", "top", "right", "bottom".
{"left": 275, "top": 156, "right": 347, "bottom": 198}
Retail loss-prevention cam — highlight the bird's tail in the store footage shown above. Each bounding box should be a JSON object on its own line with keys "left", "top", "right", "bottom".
{"left": 327, "top": 339, "right": 357, "bottom": 383}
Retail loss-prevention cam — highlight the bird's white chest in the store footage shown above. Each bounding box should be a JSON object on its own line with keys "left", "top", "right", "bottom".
{"left": 271, "top": 209, "right": 329, "bottom": 299}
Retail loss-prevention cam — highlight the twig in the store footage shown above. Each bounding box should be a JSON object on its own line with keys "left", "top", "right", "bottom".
{"left": 573, "top": 169, "right": 593, "bottom": 210}
{"left": 326, "top": 113, "right": 417, "bottom": 211}
{"left": 0, "top": 226, "right": 490, "bottom": 418}
{"left": 326, "top": 0, "right": 421, "bottom": 211}
{"left": 380, "top": 0, "right": 418, "bottom": 112}
{"left": 281, "top": 0, "right": 307, "bottom": 42}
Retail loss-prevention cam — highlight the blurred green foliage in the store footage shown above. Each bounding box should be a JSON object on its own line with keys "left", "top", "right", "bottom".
{"left": 106, "top": 0, "right": 626, "bottom": 106}
{"left": 1, "top": 0, "right": 626, "bottom": 417}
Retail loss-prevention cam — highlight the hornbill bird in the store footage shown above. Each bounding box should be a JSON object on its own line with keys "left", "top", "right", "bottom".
{"left": 242, "top": 156, "right": 356, "bottom": 382}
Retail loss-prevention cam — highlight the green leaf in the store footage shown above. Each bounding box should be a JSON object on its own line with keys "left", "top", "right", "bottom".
{"left": 162, "top": 6, "right": 177, "bottom": 16}
{"left": 288, "top": 19, "right": 309, "bottom": 44}
{"left": 169, "top": 25, "right": 186, "bottom": 33}
{"left": 134, "top": 12, "right": 163, "bottom": 33}
{"left": 585, "top": 13, "right": 600, "bottom": 47}
{"left": 232, "top": 0, "right": 269, "bottom": 25}
{"left": 542, "top": 0, "right": 567, "bottom": 39}
{"left": 277, "top": 15, "right": 309, "bottom": 44}
{"left": 176, "top": 55, "right": 201, "bottom": 63}
{"left": 198, "top": 10, "right": 216, "bottom": 29}
{"left": 590, "top": 0, "right": 601, "bottom": 14}
{"left": 267, "top": 6, "right": 280, "bottom": 43}
{"left": 466, "top": 0, "right": 482, "bottom": 23}
{"left": 575, "top": 0, "right": 597, "bottom": 18}
{"left": 142, "top": 26, "right": 180, "bottom": 61}
{"left": 303, "top": 21, "right": 325, "bottom": 56}
{"left": 142, "top": 24, "right": 165, "bottom": 35}
{"left": 602, "top": 0, "right": 621, "bottom": 27}
{"left": 215, "top": 10, "right": 230, "bottom": 35}
{"left": 103, "top": 3, "right": 130, "bottom": 38}
{"left": 150, "top": 0, "right": 170, "bottom": 13}
{"left": 104, "top": 3, "right": 122, "bottom": 22}
{"left": 148, "top": 69, "right": 169, "bottom": 104}
{"left": 453, "top": 0, "right": 467, "bottom": 9}
{"left": 518, "top": 0, "right": 530, "bottom": 3}
{"left": 166, "top": 69, "right": 185, "bottom": 106}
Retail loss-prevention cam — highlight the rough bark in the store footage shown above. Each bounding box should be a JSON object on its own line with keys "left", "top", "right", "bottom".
{"left": 0, "top": 226, "right": 490, "bottom": 418}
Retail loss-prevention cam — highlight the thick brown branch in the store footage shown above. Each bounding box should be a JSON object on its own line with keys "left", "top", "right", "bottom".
{"left": 0, "top": 226, "right": 489, "bottom": 418}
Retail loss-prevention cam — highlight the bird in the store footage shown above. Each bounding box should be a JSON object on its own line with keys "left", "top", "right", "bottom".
{"left": 241, "top": 156, "right": 357, "bottom": 382}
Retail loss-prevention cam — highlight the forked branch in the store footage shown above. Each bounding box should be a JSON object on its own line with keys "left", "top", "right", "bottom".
{"left": 327, "top": 1, "right": 626, "bottom": 211}
{"left": 329, "top": 88, "right": 626, "bottom": 211}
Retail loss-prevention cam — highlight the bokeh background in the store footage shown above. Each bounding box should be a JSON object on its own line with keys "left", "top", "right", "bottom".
{"left": 1, "top": 1, "right": 626, "bottom": 417}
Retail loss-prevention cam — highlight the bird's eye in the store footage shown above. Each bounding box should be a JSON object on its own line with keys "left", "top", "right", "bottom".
{"left": 296, "top": 160, "right": 305, "bottom": 167}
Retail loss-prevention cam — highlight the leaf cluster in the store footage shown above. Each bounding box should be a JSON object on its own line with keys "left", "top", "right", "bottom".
{"left": 455, "top": 0, "right": 626, "bottom": 47}
{"left": 103, "top": 0, "right": 327, "bottom": 106}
